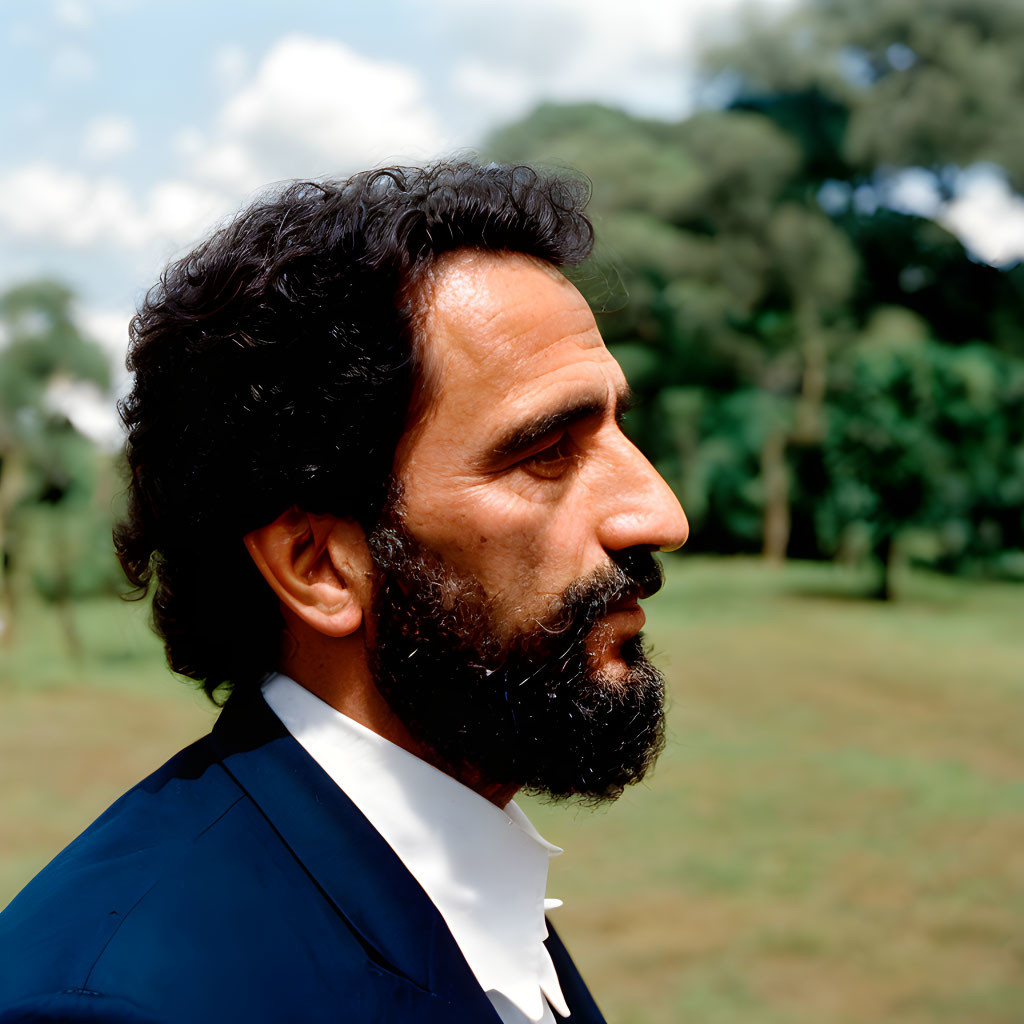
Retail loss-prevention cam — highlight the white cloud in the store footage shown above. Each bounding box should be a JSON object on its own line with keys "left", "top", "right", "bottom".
{"left": 190, "top": 138, "right": 263, "bottom": 193}
{"left": 45, "top": 377, "right": 123, "bottom": 449}
{"left": 943, "top": 167, "right": 1024, "bottom": 268}
{"left": 439, "top": 0, "right": 798, "bottom": 125}
{"left": 82, "top": 115, "right": 136, "bottom": 161}
{"left": 879, "top": 167, "right": 944, "bottom": 220}
{"left": 0, "top": 161, "right": 227, "bottom": 252}
{"left": 78, "top": 305, "right": 131, "bottom": 362}
{"left": 52, "top": 44, "right": 96, "bottom": 81}
{"left": 78, "top": 304, "right": 135, "bottom": 410}
{"left": 53, "top": 0, "right": 93, "bottom": 30}
{"left": 0, "top": 162, "right": 136, "bottom": 247}
{"left": 449, "top": 60, "right": 537, "bottom": 126}
{"left": 173, "top": 126, "right": 204, "bottom": 159}
{"left": 144, "top": 179, "right": 232, "bottom": 243}
{"left": 868, "top": 165, "right": 1024, "bottom": 267}
{"left": 4, "top": 11, "right": 810, "bottom": 285}
{"left": 0, "top": 37, "right": 448, "bottom": 271}
{"left": 201, "top": 34, "right": 444, "bottom": 191}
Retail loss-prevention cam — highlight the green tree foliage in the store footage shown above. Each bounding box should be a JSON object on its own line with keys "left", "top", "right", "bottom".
{"left": 489, "top": 103, "right": 861, "bottom": 560}
{"left": 0, "top": 280, "right": 116, "bottom": 649}
{"left": 709, "top": 0, "right": 1024, "bottom": 186}
{"left": 824, "top": 331, "right": 1024, "bottom": 596}
{"left": 486, "top": 0, "right": 1024, "bottom": 594}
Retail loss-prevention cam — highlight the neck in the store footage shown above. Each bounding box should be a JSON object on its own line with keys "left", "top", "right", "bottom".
{"left": 279, "top": 620, "right": 519, "bottom": 809}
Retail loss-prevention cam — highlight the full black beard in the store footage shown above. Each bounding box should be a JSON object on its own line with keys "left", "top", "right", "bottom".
{"left": 366, "top": 511, "right": 667, "bottom": 804}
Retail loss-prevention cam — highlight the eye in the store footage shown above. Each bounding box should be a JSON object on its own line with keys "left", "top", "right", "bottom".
{"left": 521, "top": 435, "right": 577, "bottom": 479}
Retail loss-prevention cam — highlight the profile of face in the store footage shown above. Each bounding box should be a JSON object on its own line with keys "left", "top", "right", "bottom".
{"left": 366, "top": 251, "right": 689, "bottom": 802}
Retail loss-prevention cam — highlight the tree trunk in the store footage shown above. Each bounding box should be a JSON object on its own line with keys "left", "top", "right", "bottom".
{"left": 870, "top": 533, "right": 896, "bottom": 601}
{"left": 51, "top": 511, "right": 83, "bottom": 659}
{"left": 0, "top": 444, "right": 25, "bottom": 649}
{"left": 760, "top": 298, "right": 827, "bottom": 564}
{"left": 793, "top": 300, "right": 828, "bottom": 445}
{"left": 761, "top": 430, "right": 791, "bottom": 564}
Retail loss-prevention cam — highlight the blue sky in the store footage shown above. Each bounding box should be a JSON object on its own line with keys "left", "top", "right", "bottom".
{"left": 5, "top": 0, "right": 761, "bottom": 343}
{"left": 3, "top": 0, "right": 1021, "bottom": 442}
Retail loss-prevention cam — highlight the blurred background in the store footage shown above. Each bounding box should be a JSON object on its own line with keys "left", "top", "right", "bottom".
{"left": 1, "top": 1, "right": 1022, "bottom": 1021}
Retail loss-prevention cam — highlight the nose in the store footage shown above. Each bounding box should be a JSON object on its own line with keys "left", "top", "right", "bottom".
{"left": 596, "top": 435, "right": 689, "bottom": 554}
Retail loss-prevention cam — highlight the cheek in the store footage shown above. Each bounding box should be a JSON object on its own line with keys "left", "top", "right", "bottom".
{"left": 404, "top": 481, "right": 590, "bottom": 606}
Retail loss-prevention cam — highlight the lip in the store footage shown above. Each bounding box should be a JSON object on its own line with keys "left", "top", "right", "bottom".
{"left": 601, "top": 602, "right": 646, "bottom": 632}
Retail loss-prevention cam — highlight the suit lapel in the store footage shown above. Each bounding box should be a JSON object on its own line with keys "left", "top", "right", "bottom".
{"left": 545, "top": 921, "right": 608, "bottom": 1023}
{"left": 212, "top": 691, "right": 607, "bottom": 1022}
{"left": 210, "top": 691, "right": 500, "bottom": 1019}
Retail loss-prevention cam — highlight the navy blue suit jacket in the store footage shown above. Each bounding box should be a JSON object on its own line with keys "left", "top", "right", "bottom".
{"left": 0, "top": 691, "right": 606, "bottom": 1023}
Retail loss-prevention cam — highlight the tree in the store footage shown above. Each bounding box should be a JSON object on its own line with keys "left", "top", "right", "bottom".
{"left": 825, "top": 321, "right": 1024, "bottom": 597}
{"left": 0, "top": 280, "right": 112, "bottom": 651}
{"left": 485, "top": 0, "right": 1024, "bottom": 583}
{"left": 488, "top": 103, "right": 860, "bottom": 558}
{"left": 707, "top": 0, "right": 1024, "bottom": 188}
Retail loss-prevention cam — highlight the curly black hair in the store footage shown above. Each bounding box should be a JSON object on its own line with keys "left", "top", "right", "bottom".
{"left": 115, "top": 160, "right": 594, "bottom": 702}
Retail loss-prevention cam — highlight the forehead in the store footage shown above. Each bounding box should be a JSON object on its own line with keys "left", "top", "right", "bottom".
{"left": 415, "top": 249, "right": 620, "bottom": 419}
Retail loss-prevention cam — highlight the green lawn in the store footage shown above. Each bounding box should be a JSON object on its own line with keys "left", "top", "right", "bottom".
{"left": 2, "top": 558, "right": 1022, "bottom": 1023}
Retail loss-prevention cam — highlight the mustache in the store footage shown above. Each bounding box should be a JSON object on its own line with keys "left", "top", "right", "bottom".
{"left": 542, "top": 548, "right": 664, "bottom": 638}
{"left": 367, "top": 494, "right": 665, "bottom": 651}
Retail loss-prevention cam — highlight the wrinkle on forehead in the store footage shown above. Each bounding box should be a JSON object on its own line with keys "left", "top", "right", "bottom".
{"left": 397, "top": 248, "right": 608, "bottom": 465}
{"left": 426, "top": 250, "right": 602, "bottom": 367}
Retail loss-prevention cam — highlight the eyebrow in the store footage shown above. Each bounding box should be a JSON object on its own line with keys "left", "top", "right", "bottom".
{"left": 482, "top": 383, "right": 636, "bottom": 468}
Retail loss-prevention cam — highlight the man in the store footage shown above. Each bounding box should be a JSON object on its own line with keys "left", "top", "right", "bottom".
{"left": 0, "top": 162, "right": 687, "bottom": 1023}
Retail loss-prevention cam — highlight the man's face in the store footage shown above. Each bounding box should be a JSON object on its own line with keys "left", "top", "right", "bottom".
{"left": 363, "top": 250, "right": 688, "bottom": 802}
{"left": 394, "top": 250, "right": 688, "bottom": 667}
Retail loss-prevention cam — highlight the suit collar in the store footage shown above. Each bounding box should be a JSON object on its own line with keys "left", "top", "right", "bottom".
{"left": 262, "top": 672, "right": 568, "bottom": 1021}
{"left": 209, "top": 689, "right": 497, "bottom": 1016}
{"left": 209, "top": 688, "right": 606, "bottom": 1023}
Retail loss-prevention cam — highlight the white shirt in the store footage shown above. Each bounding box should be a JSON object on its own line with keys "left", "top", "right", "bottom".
{"left": 262, "top": 673, "right": 571, "bottom": 1024}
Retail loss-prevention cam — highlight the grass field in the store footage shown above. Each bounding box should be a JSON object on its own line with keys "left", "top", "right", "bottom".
{"left": 2, "top": 557, "right": 1022, "bottom": 1023}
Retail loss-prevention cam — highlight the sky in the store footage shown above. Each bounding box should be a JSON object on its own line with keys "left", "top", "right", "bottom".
{"left": 2, "top": 0, "right": 795, "bottom": 441}
{"left": 2, "top": 0, "right": 777, "bottom": 319}
{"left": 3, "top": 0, "right": 1023, "bottom": 442}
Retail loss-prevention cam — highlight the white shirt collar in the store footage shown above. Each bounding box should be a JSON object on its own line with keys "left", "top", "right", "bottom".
{"left": 262, "top": 673, "right": 571, "bottom": 1022}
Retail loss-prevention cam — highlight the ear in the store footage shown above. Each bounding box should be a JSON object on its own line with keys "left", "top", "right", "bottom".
{"left": 244, "top": 508, "right": 373, "bottom": 638}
